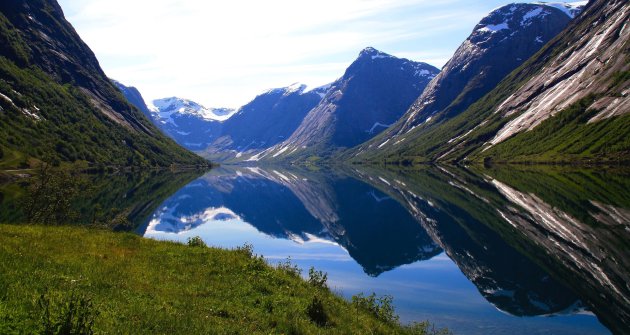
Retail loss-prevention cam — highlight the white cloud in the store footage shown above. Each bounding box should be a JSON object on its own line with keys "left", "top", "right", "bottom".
{"left": 59, "top": 0, "right": 517, "bottom": 107}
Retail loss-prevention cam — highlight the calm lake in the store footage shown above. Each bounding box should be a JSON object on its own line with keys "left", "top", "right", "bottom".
{"left": 2, "top": 165, "right": 628, "bottom": 334}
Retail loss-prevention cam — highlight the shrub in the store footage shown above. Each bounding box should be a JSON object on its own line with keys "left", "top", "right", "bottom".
{"left": 307, "top": 267, "right": 328, "bottom": 289}
{"left": 351, "top": 293, "right": 398, "bottom": 324}
{"left": 276, "top": 257, "right": 301, "bottom": 277}
{"left": 235, "top": 243, "right": 254, "bottom": 258}
{"left": 38, "top": 291, "right": 97, "bottom": 335}
{"left": 305, "top": 296, "right": 328, "bottom": 327}
{"left": 24, "top": 164, "right": 86, "bottom": 225}
{"left": 187, "top": 236, "right": 206, "bottom": 248}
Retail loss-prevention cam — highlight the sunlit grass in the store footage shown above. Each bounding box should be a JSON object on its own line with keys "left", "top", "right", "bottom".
{"left": 0, "top": 224, "right": 448, "bottom": 334}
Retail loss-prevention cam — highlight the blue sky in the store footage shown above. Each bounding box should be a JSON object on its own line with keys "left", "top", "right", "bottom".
{"left": 58, "top": 0, "right": 540, "bottom": 108}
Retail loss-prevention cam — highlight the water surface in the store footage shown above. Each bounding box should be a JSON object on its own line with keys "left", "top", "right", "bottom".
{"left": 136, "top": 165, "right": 630, "bottom": 335}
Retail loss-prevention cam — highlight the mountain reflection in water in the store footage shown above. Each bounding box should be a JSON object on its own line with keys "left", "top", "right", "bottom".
{"left": 141, "top": 165, "right": 629, "bottom": 335}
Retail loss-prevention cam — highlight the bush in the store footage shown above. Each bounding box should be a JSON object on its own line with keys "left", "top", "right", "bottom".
{"left": 308, "top": 267, "right": 328, "bottom": 289}
{"left": 24, "top": 164, "right": 86, "bottom": 225}
{"left": 305, "top": 296, "right": 328, "bottom": 327}
{"left": 38, "top": 291, "right": 97, "bottom": 335}
{"left": 187, "top": 236, "right": 206, "bottom": 248}
{"left": 352, "top": 293, "right": 398, "bottom": 324}
{"left": 235, "top": 243, "right": 254, "bottom": 258}
{"left": 276, "top": 257, "right": 301, "bottom": 277}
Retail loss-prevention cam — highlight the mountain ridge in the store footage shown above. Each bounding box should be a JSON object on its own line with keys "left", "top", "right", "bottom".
{"left": 0, "top": 0, "right": 208, "bottom": 168}
{"left": 349, "top": 2, "right": 586, "bottom": 162}
{"left": 257, "top": 47, "right": 439, "bottom": 162}
{"left": 350, "top": 0, "right": 629, "bottom": 165}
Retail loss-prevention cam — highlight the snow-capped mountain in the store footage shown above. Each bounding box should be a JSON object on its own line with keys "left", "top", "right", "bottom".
{"left": 151, "top": 97, "right": 235, "bottom": 123}
{"left": 142, "top": 97, "right": 231, "bottom": 151}
{"left": 200, "top": 83, "right": 326, "bottom": 162}
{"left": 395, "top": 2, "right": 585, "bottom": 136}
{"left": 259, "top": 47, "right": 439, "bottom": 161}
{"left": 352, "top": 0, "right": 629, "bottom": 165}
{"left": 536, "top": 1, "right": 588, "bottom": 18}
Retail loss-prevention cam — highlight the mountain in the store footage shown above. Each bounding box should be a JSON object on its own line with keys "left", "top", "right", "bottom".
{"left": 351, "top": 2, "right": 585, "bottom": 160}
{"left": 152, "top": 97, "right": 235, "bottom": 123}
{"left": 111, "top": 80, "right": 152, "bottom": 118}
{"left": 142, "top": 166, "right": 441, "bottom": 277}
{"left": 257, "top": 47, "right": 439, "bottom": 161}
{"left": 200, "top": 83, "right": 326, "bottom": 162}
{"left": 354, "top": 0, "right": 629, "bottom": 164}
{"left": 355, "top": 164, "right": 630, "bottom": 333}
{"left": 148, "top": 97, "right": 232, "bottom": 151}
{"left": 401, "top": 2, "right": 581, "bottom": 133}
{"left": 0, "top": 0, "right": 207, "bottom": 168}
{"left": 356, "top": 166, "right": 584, "bottom": 317}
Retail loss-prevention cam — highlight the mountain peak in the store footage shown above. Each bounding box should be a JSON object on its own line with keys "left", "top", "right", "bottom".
{"left": 151, "top": 97, "right": 235, "bottom": 122}
{"left": 479, "top": 1, "right": 587, "bottom": 33}
{"left": 264, "top": 83, "right": 308, "bottom": 96}
{"left": 471, "top": 2, "right": 582, "bottom": 42}
{"left": 358, "top": 47, "right": 394, "bottom": 61}
{"left": 532, "top": 1, "right": 588, "bottom": 18}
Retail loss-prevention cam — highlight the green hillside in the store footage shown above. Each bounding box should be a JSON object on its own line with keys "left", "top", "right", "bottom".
{"left": 349, "top": 0, "right": 629, "bottom": 165}
{"left": 0, "top": 224, "right": 447, "bottom": 334}
{"left": 0, "top": 1, "right": 208, "bottom": 169}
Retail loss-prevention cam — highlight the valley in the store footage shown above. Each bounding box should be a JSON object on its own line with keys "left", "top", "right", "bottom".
{"left": 0, "top": 0, "right": 628, "bottom": 334}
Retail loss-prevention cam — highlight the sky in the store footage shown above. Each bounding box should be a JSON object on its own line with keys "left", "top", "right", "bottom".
{"left": 58, "top": 0, "right": 530, "bottom": 109}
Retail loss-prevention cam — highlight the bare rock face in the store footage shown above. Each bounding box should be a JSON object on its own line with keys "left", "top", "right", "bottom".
{"left": 395, "top": 2, "right": 580, "bottom": 135}
{"left": 112, "top": 80, "right": 153, "bottom": 118}
{"left": 0, "top": 0, "right": 151, "bottom": 133}
{"left": 263, "top": 47, "right": 438, "bottom": 160}
{"left": 0, "top": 0, "right": 206, "bottom": 166}
{"left": 487, "top": 0, "right": 629, "bottom": 147}
{"left": 206, "top": 84, "right": 324, "bottom": 160}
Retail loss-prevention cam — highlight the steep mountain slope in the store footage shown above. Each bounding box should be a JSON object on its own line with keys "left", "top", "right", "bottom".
{"left": 400, "top": 2, "right": 580, "bottom": 133}
{"left": 354, "top": 0, "right": 629, "bottom": 164}
{"left": 0, "top": 0, "right": 207, "bottom": 168}
{"left": 351, "top": 2, "right": 584, "bottom": 160}
{"left": 259, "top": 48, "right": 439, "bottom": 161}
{"left": 355, "top": 165, "right": 630, "bottom": 333}
{"left": 200, "top": 83, "right": 326, "bottom": 162}
{"left": 112, "top": 80, "right": 152, "bottom": 118}
{"left": 113, "top": 82, "right": 226, "bottom": 152}
{"left": 148, "top": 97, "right": 230, "bottom": 151}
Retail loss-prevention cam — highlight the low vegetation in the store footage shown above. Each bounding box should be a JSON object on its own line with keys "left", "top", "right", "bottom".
{"left": 474, "top": 95, "right": 630, "bottom": 164}
{"left": 0, "top": 224, "right": 451, "bottom": 334}
{"left": 0, "top": 55, "right": 209, "bottom": 169}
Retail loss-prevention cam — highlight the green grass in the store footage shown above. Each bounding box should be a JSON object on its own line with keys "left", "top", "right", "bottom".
{"left": 0, "top": 3, "right": 209, "bottom": 169}
{"left": 348, "top": 2, "right": 630, "bottom": 166}
{"left": 474, "top": 96, "right": 630, "bottom": 164}
{"left": 0, "top": 224, "right": 447, "bottom": 334}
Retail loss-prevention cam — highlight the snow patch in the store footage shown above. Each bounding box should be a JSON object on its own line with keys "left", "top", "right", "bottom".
{"left": 521, "top": 7, "right": 546, "bottom": 26}
{"left": 478, "top": 22, "right": 509, "bottom": 33}
{"left": 536, "top": 1, "right": 588, "bottom": 19}
{"left": 272, "top": 146, "right": 290, "bottom": 158}
{"left": 367, "top": 122, "right": 393, "bottom": 134}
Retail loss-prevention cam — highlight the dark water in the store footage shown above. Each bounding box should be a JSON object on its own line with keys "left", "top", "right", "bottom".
{"left": 2, "top": 166, "right": 628, "bottom": 334}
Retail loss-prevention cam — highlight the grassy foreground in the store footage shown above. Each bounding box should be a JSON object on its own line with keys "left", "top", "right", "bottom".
{"left": 0, "top": 224, "right": 445, "bottom": 334}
